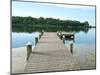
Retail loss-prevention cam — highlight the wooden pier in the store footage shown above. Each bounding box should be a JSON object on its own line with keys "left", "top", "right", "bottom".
{"left": 24, "top": 32, "right": 79, "bottom": 73}
{"left": 57, "top": 32, "right": 74, "bottom": 40}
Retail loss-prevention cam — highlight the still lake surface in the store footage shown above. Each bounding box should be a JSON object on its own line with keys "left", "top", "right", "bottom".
{"left": 12, "top": 28, "right": 96, "bottom": 73}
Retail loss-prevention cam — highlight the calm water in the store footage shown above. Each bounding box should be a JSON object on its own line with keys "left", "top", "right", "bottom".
{"left": 12, "top": 29, "right": 95, "bottom": 48}
{"left": 12, "top": 32, "right": 40, "bottom": 48}
{"left": 64, "top": 28, "right": 96, "bottom": 69}
{"left": 12, "top": 28, "right": 96, "bottom": 73}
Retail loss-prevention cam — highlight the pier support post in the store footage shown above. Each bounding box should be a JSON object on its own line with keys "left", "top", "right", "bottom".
{"left": 71, "top": 35, "right": 74, "bottom": 39}
{"left": 35, "top": 37, "right": 38, "bottom": 45}
{"left": 57, "top": 32, "right": 62, "bottom": 39}
{"left": 70, "top": 43, "right": 73, "bottom": 54}
{"left": 62, "top": 35, "right": 65, "bottom": 44}
{"left": 26, "top": 42, "right": 32, "bottom": 61}
{"left": 41, "top": 30, "right": 44, "bottom": 36}
{"left": 39, "top": 33, "right": 41, "bottom": 39}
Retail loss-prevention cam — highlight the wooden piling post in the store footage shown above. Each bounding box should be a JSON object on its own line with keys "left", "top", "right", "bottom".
{"left": 57, "top": 32, "right": 62, "bottom": 39}
{"left": 35, "top": 37, "right": 38, "bottom": 45}
{"left": 71, "top": 34, "right": 74, "bottom": 39}
{"left": 62, "top": 35, "right": 65, "bottom": 44}
{"left": 41, "top": 30, "right": 44, "bottom": 36}
{"left": 39, "top": 33, "right": 42, "bottom": 39}
{"left": 70, "top": 43, "right": 73, "bottom": 54}
{"left": 26, "top": 42, "right": 32, "bottom": 61}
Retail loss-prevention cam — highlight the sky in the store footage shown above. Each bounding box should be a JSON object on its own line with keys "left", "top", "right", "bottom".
{"left": 12, "top": 1, "right": 96, "bottom": 26}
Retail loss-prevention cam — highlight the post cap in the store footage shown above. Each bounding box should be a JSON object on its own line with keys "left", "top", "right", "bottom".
{"left": 62, "top": 35, "right": 65, "bottom": 38}
{"left": 58, "top": 32, "right": 61, "bottom": 35}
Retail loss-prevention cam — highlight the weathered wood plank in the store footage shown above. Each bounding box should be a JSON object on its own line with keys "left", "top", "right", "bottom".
{"left": 24, "top": 32, "right": 79, "bottom": 73}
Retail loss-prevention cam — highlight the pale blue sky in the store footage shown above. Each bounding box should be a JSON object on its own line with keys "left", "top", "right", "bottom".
{"left": 12, "top": 1, "right": 95, "bottom": 26}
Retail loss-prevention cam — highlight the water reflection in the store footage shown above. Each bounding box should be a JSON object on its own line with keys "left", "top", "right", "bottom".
{"left": 12, "top": 26, "right": 90, "bottom": 33}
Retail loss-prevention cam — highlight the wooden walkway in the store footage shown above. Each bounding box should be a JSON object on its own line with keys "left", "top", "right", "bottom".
{"left": 24, "top": 32, "right": 79, "bottom": 73}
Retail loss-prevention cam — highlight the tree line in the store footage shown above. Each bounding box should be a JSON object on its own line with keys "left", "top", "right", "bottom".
{"left": 12, "top": 16, "right": 89, "bottom": 32}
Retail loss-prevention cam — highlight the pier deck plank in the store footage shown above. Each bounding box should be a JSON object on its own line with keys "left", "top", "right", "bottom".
{"left": 24, "top": 32, "right": 79, "bottom": 73}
